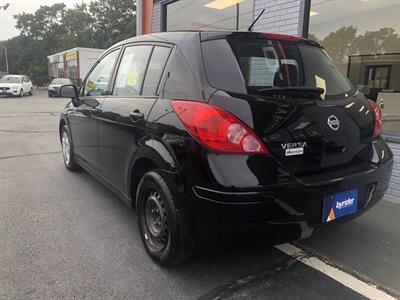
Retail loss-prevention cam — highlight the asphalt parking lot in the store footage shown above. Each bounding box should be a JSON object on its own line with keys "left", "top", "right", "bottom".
{"left": 1, "top": 89, "right": 399, "bottom": 299}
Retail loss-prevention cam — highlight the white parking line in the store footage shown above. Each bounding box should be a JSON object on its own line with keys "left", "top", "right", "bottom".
{"left": 275, "top": 243, "right": 397, "bottom": 300}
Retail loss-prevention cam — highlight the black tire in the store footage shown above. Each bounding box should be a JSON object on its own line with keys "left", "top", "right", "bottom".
{"left": 48, "top": 94, "right": 52, "bottom": 98}
{"left": 136, "top": 170, "right": 193, "bottom": 266}
{"left": 19, "top": 89, "right": 23, "bottom": 97}
{"left": 29, "top": 88, "right": 33, "bottom": 96}
{"left": 60, "top": 126, "right": 80, "bottom": 171}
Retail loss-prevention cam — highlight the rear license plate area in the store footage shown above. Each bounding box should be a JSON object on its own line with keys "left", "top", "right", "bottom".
{"left": 322, "top": 188, "right": 358, "bottom": 223}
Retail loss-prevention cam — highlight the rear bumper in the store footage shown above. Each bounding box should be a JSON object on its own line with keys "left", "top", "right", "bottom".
{"left": 180, "top": 157, "right": 393, "bottom": 250}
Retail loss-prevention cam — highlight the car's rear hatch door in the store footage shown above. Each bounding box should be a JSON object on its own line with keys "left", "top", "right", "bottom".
{"left": 210, "top": 90, "right": 375, "bottom": 178}
{"left": 202, "top": 32, "right": 376, "bottom": 180}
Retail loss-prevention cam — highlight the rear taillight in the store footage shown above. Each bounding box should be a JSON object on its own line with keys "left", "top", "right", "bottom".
{"left": 262, "top": 33, "right": 300, "bottom": 42}
{"left": 171, "top": 100, "right": 268, "bottom": 155}
{"left": 368, "top": 100, "right": 382, "bottom": 138}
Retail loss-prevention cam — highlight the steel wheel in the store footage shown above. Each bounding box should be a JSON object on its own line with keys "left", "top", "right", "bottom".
{"left": 137, "top": 170, "right": 193, "bottom": 266}
{"left": 143, "top": 189, "right": 169, "bottom": 252}
{"left": 62, "top": 131, "right": 71, "bottom": 165}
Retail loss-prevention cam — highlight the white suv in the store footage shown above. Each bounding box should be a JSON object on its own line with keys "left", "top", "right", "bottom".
{"left": 0, "top": 75, "right": 33, "bottom": 97}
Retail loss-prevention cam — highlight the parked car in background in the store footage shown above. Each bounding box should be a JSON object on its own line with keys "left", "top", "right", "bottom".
{"left": 58, "top": 31, "right": 392, "bottom": 266}
{"left": 0, "top": 75, "right": 33, "bottom": 97}
{"left": 48, "top": 78, "right": 74, "bottom": 97}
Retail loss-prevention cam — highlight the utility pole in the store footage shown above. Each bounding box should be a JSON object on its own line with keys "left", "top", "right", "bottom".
{"left": 0, "top": 44, "right": 8, "bottom": 74}
{"left": 0, "top": 3, "right": 10, "bottom": 74}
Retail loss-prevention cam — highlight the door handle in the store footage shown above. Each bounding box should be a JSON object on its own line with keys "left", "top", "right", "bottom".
{"left": 130, "top": 110, "right": 145, "bottom": 121}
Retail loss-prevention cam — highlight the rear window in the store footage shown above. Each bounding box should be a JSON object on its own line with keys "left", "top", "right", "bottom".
{"left": 202, "top": 38, "right": 355, "bottom": 100}
{"left": 52, "top": 78, "right": 71, "bottom": 84}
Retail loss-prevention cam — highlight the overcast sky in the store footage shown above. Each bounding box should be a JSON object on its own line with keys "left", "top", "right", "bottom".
{"left": 0, "top": 0, "right": 90, "bottom": 41}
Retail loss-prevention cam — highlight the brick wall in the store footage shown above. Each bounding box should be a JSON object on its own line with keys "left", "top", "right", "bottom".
{"left": 385, "top": 141, "right": 400, "bottom": 204}
{"left": 253, "top": 0, "right": 305, "bottom": 36}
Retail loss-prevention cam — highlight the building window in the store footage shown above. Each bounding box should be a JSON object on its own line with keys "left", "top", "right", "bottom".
{"left": 65, "top": 51, "right": 79, "bottom": 85}
{"left": 308, "top": 0, "right": 400, "bottom": 134}
{"left": 49, "top": 55, "right": 64, "bottom": 79}
{"left": 364, "top": 65, "right": 391, "bottom": 90}
{"left": 162, "top": 0, "right": 253, "bottom": 32}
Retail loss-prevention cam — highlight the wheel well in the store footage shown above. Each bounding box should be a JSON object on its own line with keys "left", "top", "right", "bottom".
{"left": 130, "top": 158, "right": 158, "bottom": 210}
{"left": 59, "top": 119, "right": 66, "bottom": 141}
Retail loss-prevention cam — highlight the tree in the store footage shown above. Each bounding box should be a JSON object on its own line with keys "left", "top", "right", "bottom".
{"left": 0, "top": 0, "right": 136, "bottom": 84}
{"left": 353, "top": 27, "right": 400, "bottom": 55}
{"left": 320, "top": 26, "right": 357, "bottom": 73}
{"left": 59, "top": 3, "right": 97, "bottom": 50}
{"left": 89, "top": 0, "right": 136, "bottom": 48}
{"left": 310, "top": 26, "right": 400, "bottom": 75}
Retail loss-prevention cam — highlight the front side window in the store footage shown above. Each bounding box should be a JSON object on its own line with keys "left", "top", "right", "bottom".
{"left": 113, "top": 45, "right": 152, "bottom": 96}
{"left": 82, "top": 49, "right": 119, "bottom": 97}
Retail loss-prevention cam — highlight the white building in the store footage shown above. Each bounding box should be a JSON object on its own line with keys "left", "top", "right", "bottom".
{"left": 47, "top": 47, "right": 104, "bottom": 85}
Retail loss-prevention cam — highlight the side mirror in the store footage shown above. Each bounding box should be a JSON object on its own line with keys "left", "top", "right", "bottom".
{"left": 60, "top": 84, "right": 80, "bottom": 106}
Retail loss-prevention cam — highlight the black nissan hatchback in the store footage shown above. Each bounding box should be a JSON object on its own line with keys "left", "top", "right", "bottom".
{"left": 59, "top": 31, "right": 393, "bottom": 266}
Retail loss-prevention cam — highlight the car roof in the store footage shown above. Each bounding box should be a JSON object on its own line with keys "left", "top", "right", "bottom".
{"left": 111, "top": 31, "right": 200, "bottom": 49}
{"left": 110, "top": 31, "right": 321, "bottom": 49}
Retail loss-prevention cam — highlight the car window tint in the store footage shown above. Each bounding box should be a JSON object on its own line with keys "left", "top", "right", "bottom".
{"left": 113, "top": 45, "right": 152, "bottom": 97}
{"left": 142, "top": 46, "right": 171, "bottom": 96}
{"left": 202, "top": 38, "right": 355, "bottom": 100}
{"left": 83, "top": 49, "right": 119, "bottom": 97}
{"left": 163, "top": 51, "right": 202, "bottom": 100}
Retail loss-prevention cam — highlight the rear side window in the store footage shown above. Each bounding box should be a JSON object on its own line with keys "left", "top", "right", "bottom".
{"left": 162, "top": 50, "right": 202, "bottom": 100}
{"left": 142, "top": 46, "right": 171, "bottom": 96}
{"left": 113, "top": 45, "right": 152, "bottom": 96}
{"left": 202, "top": 38, "right": 355, "bottom": 100}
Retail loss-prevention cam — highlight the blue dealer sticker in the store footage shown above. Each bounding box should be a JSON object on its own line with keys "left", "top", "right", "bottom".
{"left": 322, "top": 188, "right": 358, "bottom": 222}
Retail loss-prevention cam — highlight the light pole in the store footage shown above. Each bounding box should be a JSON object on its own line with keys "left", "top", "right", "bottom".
{"left": 0, "top": 44, "right": 8, "bottom": 74}
{"left": 0, "top": 3, "right": 10, "bottom": 74}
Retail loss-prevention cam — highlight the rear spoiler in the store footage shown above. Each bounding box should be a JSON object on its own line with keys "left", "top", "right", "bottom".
{"left": 200, "top": 31, "right": 323, "bottom": 48}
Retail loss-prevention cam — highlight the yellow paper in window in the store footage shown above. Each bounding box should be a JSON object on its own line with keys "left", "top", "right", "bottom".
{"left": 127, "top": 72, "right": 139, "bottom": 87}
{"left": 86, "top": 80, "right": 96, "bottom": 91}
{"left": 315, "top": 75, "right": 326, "bottom": 100}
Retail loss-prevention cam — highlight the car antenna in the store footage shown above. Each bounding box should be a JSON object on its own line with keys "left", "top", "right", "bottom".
{"left": 248, "top": 8, "right": 265, "bottom": 32}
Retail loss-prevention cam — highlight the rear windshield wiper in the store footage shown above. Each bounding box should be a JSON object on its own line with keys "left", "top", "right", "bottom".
{"left": 256, "top": 86, "right": 324, "bottom": 94}
{"left": 251, "top": 86, "right": 325, "bottom": 100}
